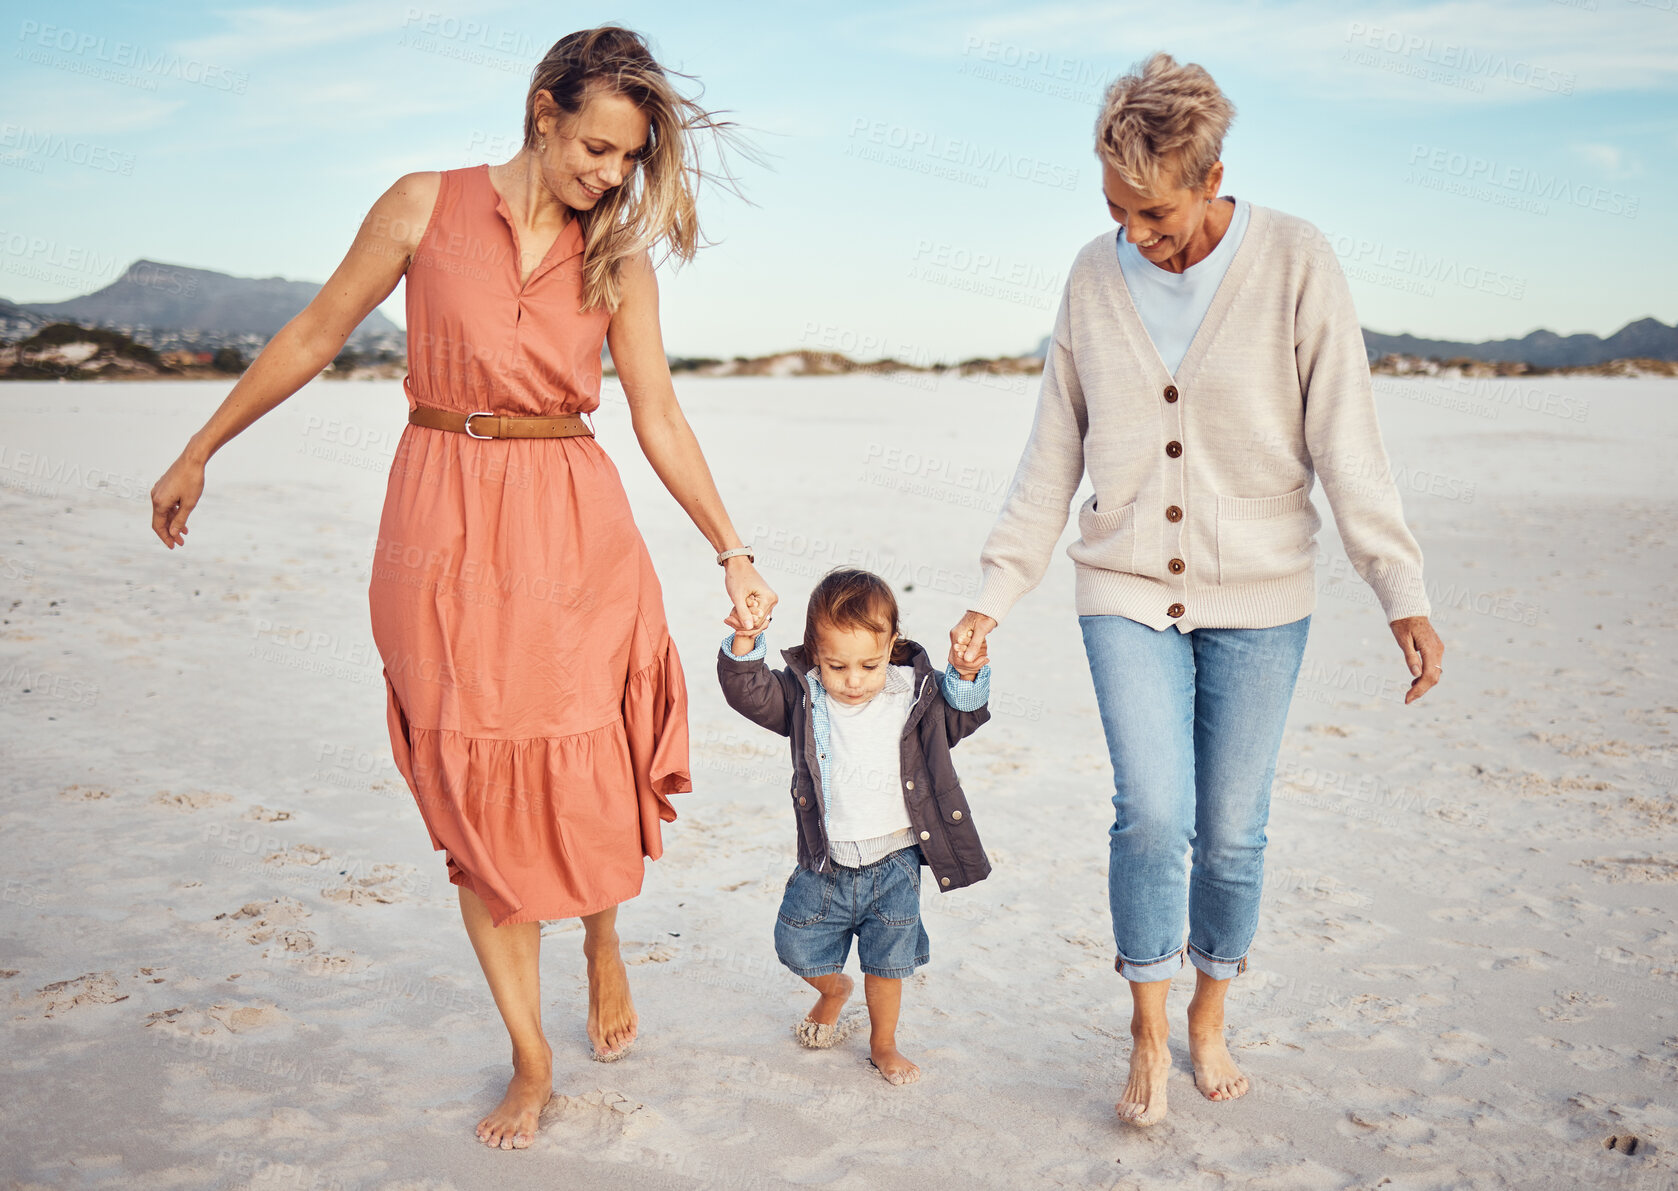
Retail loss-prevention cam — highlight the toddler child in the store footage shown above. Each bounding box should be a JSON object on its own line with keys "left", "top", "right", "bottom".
{"left": 716, "top": 566, "right": 992, "bottom": 1084}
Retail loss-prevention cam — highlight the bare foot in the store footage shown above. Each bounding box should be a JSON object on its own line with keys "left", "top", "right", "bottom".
{"left": 476, "top": 1046, "right": 552, "bottom": 1150}
{"left": 1188, "top": 1026, "right": 1249, "bottom": 1103}
{"left": 1115, "top": 1031, "right": 1170, "bottom": 1126}
{"left": 796, "top": 973, "right": 855, "bottom": 1048}
{"left": 585, "top": 932, "right": 637, "bottom": 1060}
{"left": 869, "top": 1043, "right": 920, "bottom": 1086}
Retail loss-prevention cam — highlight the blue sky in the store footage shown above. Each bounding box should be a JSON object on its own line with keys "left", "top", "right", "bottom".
{"left": 1, "top": 0, "right": 1673, "bottom": 361}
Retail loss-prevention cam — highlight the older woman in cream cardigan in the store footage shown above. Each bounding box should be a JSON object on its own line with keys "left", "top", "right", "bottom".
{"left": 950, "top": 53, "right": 1444, "bottom": 1127}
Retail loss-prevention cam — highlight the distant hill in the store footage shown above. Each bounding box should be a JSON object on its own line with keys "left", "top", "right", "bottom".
{"left": 1031, "top": 317, "right": 1678, "bottom": 366}
{"left": 3, "top": 259, "right": 400, "bottom": 349}
{"left": 1362, "top": 318, "right": 1677, "bottom": 367}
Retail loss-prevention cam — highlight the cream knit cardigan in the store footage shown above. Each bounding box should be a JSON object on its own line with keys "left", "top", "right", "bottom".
{"left": 972, "top": 203, "right": 1431, "bottom": 632}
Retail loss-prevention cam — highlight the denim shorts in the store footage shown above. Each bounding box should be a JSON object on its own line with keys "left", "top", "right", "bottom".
{"left": 774, "top": 845, "right": 929, "bottom": 979}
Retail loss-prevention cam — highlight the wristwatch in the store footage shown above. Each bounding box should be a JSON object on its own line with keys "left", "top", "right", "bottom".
{"left": 716, "top": 546, "right": 754, "bottom": 566}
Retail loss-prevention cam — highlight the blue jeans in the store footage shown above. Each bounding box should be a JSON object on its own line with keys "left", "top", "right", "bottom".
{"left": 774, "top": 846, "right": 929, "bottom": 979}
{"left": 1079, "top": 613, "right": 1310, "bottom": 983}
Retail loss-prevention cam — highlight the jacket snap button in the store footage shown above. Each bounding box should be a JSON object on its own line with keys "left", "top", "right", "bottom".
{"left": 905, "top": 780, "right": 914, "bottom": 790}
{"left": 798, "top": 796, "right": 808, "bottom": 806}
{"left": 919, "top": 830, "right": 930, "bottom": 840}
{"left": 951, "top": 809, "right": 963, "bottom": 821}
{"left": 940, "top": 876, "right": 951, "bottom": 886}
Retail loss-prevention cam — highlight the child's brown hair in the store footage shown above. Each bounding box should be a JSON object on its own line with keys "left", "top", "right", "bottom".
{"left": 803, "top": 568, "right": 914, "bottom": 665}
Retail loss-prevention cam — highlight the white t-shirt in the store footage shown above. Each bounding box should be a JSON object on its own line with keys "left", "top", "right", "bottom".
{"left": 822, "top": 663, "right": 916, "bottom": 855}
{"left": 1115, "top": 195, "right": 1251, "bottom": 375}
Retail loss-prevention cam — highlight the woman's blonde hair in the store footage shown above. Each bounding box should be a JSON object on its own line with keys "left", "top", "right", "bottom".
{"left": 1094, "top": 52, "right": 1236, "bottom": 197}
{"left": 523, "top": 26, "right": 753, "bottom": 312}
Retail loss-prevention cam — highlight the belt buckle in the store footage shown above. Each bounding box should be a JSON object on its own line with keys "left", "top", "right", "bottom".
{"left": 463, "top": 410, "right": 495, "bottom": 439}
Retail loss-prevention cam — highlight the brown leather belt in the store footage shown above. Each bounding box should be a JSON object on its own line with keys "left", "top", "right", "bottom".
{"left": 408, "top": 404, "right": 594, "bottom": 439}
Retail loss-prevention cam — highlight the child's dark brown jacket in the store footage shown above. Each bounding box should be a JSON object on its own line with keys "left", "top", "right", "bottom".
{"left": 716, "top": 634, "right": 992, "bottom": 892}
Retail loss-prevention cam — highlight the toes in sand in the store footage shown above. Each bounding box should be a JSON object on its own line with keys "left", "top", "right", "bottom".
{"left": 1188, "top": 1028, "right": 1250, "bottom": 1104}
{"left": 475, "top": 1048, "right": 552, "bottom": 1150}
{"left": 868, "top": 1046, "right": 921, "bottom": 1086}
{"left": 796, "top": 974, "right": 855, "bottom": 1049}
{"left": 1115, "top": 1035, "right": 1171, "bottom": 1126}
{"left": 586, "top": 937, "right": 637, "bottom": 1061}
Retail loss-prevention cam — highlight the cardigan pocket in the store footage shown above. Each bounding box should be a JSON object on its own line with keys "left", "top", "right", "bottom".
{"left": 1214, "top": 484, "right": 1317, "bottom": 584}
{"left": 1069, "top": 493, "right": 1137, "bottom": 572}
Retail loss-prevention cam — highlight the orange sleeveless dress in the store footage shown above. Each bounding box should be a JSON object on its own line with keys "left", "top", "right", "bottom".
{"left": 367, "top": 163, "right": 691, "bottom": 926}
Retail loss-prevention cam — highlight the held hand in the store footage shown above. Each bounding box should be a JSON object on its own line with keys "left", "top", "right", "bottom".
{"left": 722, "top": 559, "right": 778, "bottom": 637}
{"left": 947, "top": 633, "right": 988, "bottom": 681}
{"left": 150, "top": 452, "right": 206, "bottom": 548}
{"left": 950, "top": 610, "right": 997, "bottom": 670}
{"left": 1390, "top": 615, "right": 1444, "bottom": 704}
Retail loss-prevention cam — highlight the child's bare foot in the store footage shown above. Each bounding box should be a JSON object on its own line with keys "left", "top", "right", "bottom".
{"left": 585, "top": 930, "right": 637, "bottom": 1061}
{"left": 1115, "top": 1030, "right": 1170, "bottom": 1126}
{"left": 868, "top": 1043, "right": 920, "bottom": 1086}
{"left": 795, "top": 972, "right": 854, "bottom": 1048}
{"left": 476, "top": 1045, "right": 552, "bottom": 1150}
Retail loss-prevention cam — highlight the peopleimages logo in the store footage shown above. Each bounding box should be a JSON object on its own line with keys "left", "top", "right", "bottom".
{"left": 1406, "top": 144, "right": 1639, "bottom": 219}
{"left": 1342, "top": 22, "right": 1576, "bottom": 95}
{"left": 15, "top": 21, "right": 250, "bottom": 93}
{"left": 846, "top": 118, "right": 1080, "bottom": 192}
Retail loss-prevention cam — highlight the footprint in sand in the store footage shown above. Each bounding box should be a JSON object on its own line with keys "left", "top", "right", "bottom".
{"left": 26, "top": 971, "right": 129, "bottom": 1018}
{"left": 1578, "top": 855, "right": 1678, "bottom": 883}
{"left": 1430, "top": 1030, "right": 1503, "bottom": 1068}
{"left": 56, "top": 784, "right": 110, "bottom": 801}
{"left": 540, "top": 1089, "right": 661, "bottom": 1145}
{"left": 321, "top": 863, "right": 419, "bottom": 906}
{"left": 1539, "top": 989, "right": 1613, "bottom": 1023}
{"left": 244, "top": 805, "right": 294, "bottom": 822}
{"left": 264, "top": 843, "right": 332, "bottom": 868}
{"left": 215, "top": 897, "right": 310, "bottom": 946}
{"left": 625, "top": 943, "right": 677, "bottom": 965}
{"left": 151, "top": 790, "right": 235, "bottom": 812}
{"left": 206, "top": 1002, "right": 288, "bottom": 1033}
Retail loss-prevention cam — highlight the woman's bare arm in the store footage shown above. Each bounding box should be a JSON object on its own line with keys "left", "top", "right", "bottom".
{"left": 148, "top": 172, "right": 439, "bottom": 547}
{"left": 607, "top": 250, "right": 776, "bottom": 632}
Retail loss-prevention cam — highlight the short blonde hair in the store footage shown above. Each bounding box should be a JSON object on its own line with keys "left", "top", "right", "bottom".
{"left": 1094, "top": 52, "right": 1236, "bottom": 197}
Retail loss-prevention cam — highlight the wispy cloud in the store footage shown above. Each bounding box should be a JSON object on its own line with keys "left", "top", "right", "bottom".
{"left": 861, "top": 0, "right": 1678, "bottom": 102}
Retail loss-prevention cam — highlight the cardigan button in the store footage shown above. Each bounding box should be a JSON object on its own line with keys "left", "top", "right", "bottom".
{"left": 1163, "top": 384, "right": 1179, "bottom": 402}
{"left": 920, "top": 830, "right": 930, "bottom": 840}
{"left": 1165, "top": 440, "right": 1182, "bottom": 458}
{"left": 1168, "top": 603, "right": 1185, "bottom": 618}
{"left": 1165, "top": 505, "right": 1183, "bottom": 522}
{"left": 1169, "top": 558, "right": 1186, "bottom": 574}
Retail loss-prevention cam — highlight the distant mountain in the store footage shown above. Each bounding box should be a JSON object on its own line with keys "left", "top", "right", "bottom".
{"left": 1030, "top": 318, "right": 1678, "bottom": 366}
{"left": 1363, "top": 317, "right": 1678, "bottom": 367}
{"left": 5, "top": 259, "right": 400, "bottom": 349}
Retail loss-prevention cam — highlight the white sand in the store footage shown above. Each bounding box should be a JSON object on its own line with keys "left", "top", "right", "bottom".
{"left": 1, "top": 371, "right": 1674, "bottom": 1189}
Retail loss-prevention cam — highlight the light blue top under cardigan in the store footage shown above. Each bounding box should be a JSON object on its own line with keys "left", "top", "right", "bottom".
{"left": 1116, "top": 196, "right": 1251, "bottom": 375}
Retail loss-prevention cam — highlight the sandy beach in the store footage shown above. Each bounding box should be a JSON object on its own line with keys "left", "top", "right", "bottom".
{"left": 1, "top": 371, "right": 1674, "bottom": 1189}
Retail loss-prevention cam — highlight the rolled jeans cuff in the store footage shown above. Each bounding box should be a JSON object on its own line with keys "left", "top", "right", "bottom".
{"left": 1114, "top": 946, "right": 1184, "bottom": 983}
{"left": 1186, "top": 941, "right": 1249, "bottom": 982}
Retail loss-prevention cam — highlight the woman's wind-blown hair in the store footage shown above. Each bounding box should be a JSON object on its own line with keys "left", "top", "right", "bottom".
{"left": 524, "top": 25, "right": 762, "bottom": 313}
